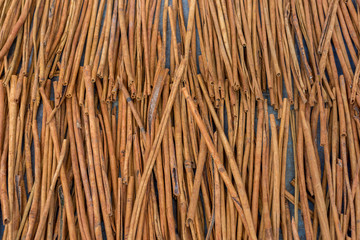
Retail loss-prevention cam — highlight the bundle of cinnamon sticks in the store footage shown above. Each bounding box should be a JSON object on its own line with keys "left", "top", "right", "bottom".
{"left": 0, "top": 0, "right": 360, "bottom": 239}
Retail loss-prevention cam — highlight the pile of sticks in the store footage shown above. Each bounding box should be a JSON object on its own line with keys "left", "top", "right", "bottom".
{"left": 0, "top": 0, "right": 360, "bottom": 239}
